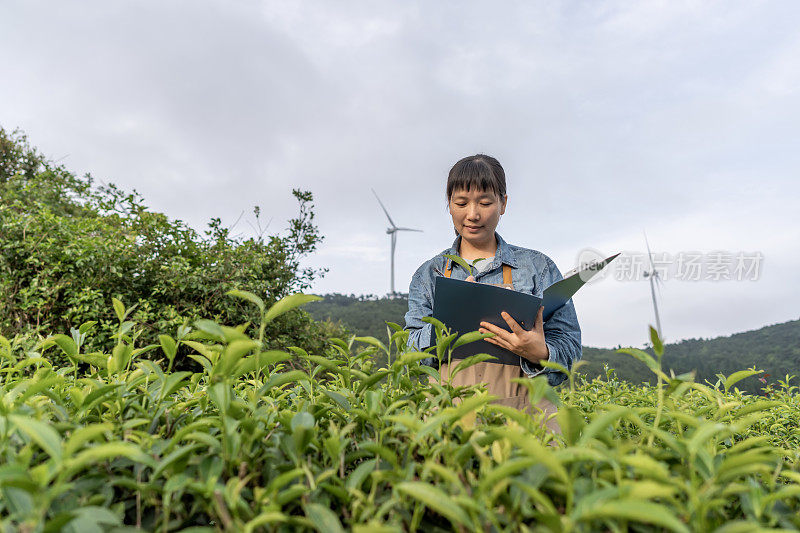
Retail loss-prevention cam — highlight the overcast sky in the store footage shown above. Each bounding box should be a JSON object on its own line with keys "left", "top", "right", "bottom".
{"left": 2, "top": 1, "right": 798, "bottom": 348}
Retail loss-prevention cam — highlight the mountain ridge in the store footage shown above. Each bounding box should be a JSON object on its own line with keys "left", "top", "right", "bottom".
{"left": 307, "top": 293, "right": 800, "bottom": 394}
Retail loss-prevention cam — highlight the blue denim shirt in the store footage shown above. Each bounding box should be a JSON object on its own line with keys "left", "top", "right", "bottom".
{"left": 403, "top": 232, "right": 581, "bottom": 387}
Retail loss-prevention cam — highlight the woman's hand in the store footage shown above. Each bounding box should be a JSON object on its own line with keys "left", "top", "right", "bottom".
{"left": 478, "top": 306, "right": 549, "bottom": 364}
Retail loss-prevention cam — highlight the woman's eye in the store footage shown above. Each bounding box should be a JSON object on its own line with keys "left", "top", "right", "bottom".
{"left": 480, "top": 203, "right": 492, "bottom": 207}
{"left": 455, "top": 203, "right": 467, "bottom": 207}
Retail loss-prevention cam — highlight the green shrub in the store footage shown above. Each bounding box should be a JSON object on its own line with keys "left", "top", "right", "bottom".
{"left": 0, "top": 296, "right": 798, "bottom": 531}
{"left": 0, "top": 127, "right": 344, "bottom": 360}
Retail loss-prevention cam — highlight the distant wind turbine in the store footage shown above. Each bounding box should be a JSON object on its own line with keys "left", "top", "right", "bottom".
{"left": 371, "top": 189, "right": 422, "bottom": 296}
{"left": 642, "top": 231, "right": 664, "bottom": 340}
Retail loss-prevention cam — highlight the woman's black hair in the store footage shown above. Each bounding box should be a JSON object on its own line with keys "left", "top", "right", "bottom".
{"left": 446, "top": 154, "right": 507, "bottom": 202}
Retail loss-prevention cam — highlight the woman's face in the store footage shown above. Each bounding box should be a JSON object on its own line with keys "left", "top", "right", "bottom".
{"left": 448, "top": 187, "right": 507, "bottom": 247}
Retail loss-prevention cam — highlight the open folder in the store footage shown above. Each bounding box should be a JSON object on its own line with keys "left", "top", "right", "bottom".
{"left": 431, "top": 252, "right": 619, "bottom": 365}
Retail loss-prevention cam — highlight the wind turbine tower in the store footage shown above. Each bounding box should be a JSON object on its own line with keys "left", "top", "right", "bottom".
{"left": 371, "top": 189, "right": 422, "bottom": 296}
{"left": 642, "top": 231, "right": 664, "bottom": 340}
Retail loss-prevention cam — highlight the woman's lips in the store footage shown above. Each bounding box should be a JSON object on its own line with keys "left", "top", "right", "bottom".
{"left": 465, "top": 225, "right": 482, "bottom": 232}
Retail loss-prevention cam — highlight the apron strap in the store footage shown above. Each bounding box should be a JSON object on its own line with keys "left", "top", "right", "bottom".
{"left": 443, "top": 261, "right": 513, "bottom": 287}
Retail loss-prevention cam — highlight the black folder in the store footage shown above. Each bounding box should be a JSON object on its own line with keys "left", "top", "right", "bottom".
{"left": 432, "top": 276, "right": 540, "bottom": 365}
{"left": 431, "top": 252, "right": 619, "bottom": 364}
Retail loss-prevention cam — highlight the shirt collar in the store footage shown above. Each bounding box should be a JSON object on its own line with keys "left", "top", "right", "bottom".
{"left": 443, "top": 232, "right": 518, "bottom": 271}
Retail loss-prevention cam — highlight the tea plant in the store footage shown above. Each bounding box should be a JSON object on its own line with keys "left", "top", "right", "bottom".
{"left": 0, "top": 293, "right": 798, "bottom": 531}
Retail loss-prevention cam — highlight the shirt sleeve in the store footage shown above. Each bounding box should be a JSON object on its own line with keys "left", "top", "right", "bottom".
{"left": 522, "top": 257, "right": 582, "bottom": 387}
{"left": 403, "top": 267, "right": 437, "bottom": 367}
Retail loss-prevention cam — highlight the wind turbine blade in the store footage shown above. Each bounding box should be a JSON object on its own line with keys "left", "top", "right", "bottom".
{"left": 371, "top": 188, "right": 397, "bottom": 228}
{"left": 394, "top": 227, "right": 423, "bottom": 232}
{"left": 643, "top": 230, "right": 656, "bottom": 270}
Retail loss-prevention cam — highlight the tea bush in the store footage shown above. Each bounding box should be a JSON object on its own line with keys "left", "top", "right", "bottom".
{"left": 1, "top": 292, "right": 798, "bottom": 531}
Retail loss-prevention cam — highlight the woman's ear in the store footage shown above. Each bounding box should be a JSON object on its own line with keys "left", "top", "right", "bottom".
{"left": 500, "top": 194, "right": 508, "bottom": 215}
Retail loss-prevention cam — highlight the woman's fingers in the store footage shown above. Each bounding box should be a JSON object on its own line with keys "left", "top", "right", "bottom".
{"left": 479, "top": 321, "right": 509, "bottom": 340}
{"left": 484, "top": 334, "right": 514, "bottom": 351}
{"left": 465, "top": 275, "right": 475, "bottom": 282}
{"left": 479, "top": 322, "right": 516, "bottom": 350}
{"left": 500, "top": 311, "right": 526, "bottom": 334}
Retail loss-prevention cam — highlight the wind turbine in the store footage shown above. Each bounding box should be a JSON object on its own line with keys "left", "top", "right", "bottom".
{"left": 642, "top": 231, "right": 664, "bottom": 340}
{"left": 371, "top": 189, "right": 422, "bottom": 296}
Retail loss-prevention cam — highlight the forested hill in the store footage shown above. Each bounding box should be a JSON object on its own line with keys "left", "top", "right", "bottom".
{"left": 306, "top": 293, "right": 411, "bottom": 340}
{"left": 307, "top": 293, "right": 800, "bottom": 394}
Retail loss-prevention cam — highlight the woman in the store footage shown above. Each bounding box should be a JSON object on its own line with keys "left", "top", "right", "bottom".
{"left": 403, "top": 154, "right": 582, "bottom": 432}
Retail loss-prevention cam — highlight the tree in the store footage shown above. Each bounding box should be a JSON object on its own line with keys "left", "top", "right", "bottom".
{"left": 0, "top": 126, "right": 344, "bottom": 358}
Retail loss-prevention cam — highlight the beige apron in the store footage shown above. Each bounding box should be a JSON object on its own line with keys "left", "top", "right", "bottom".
{"left": 436, "top": 262, "right": 561, "bottom": 434}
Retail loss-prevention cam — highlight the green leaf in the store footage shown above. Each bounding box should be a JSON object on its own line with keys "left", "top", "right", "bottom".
{"left": 184, "top": 340, "right": 219, "bottom": 362}
{"left": 577, "top": 408, "right": 629, "bottom": 445}
{"left": 264, "top": 293, "right": 322, "bottom": 324}
{"left": 477, "top": 457, "right": 538, "bottom": 496}
{"left": 50, "top": 334, "right": 78, "bottom": 360}
{"left": 346, "top": 458, "right": 378, "bottom": 491}
{"left": 61, "top": 505, "right": 122, "bottom": 533}
{"left": 213, "top": 339, "right": 259, "bottom": 377}
{"left": 159, "top": 334, "right": 177, "bottom": 361}
{"left": 158, "top": 371, "right": 192, "bottom": 401}
{"left": 453, "top": 330, "right": 493, "bottom": 350}
{"left": 556, "top": 406, "right": 585, "bottom": 446}
{"left": 734, "top": 400, "right": 782, "bottom": 417}
{"left": 393, "top": 351, "right": 431, "bottom": 368}
{"left": 353, "top": 336, "right": 389, "bottom": 355}
{"left": 451, "top": 353, "right": 498, "bottom": 378}
{"left": 352, "top": 523, "right": 401, "bottom": 533}
{"left": 187, "top": 353, "right": 212, "bottom": 373}
{"left": 9, "top": 414, "right": 63, "bottom": 463}
{"left": 322, "top": 389, "right": 351, "bottom": 411}
{"left": 304, "top": 503, "right": 345, "bottom": 533}
{"left": 421, "top": 316, "right": 447, "bottom": 333}
{"left": 723, "top": 369, "right": 762, "bottom": 393}
{"left": 539, "top": 359, "right": 569, "bottom": 375}
{"left": 396, "top": 481, "right": 470, "bottom": 527}
{"left": 649, "top": 325, "right": 664, "bottom": 357}
{"left": 385, "top": 321, "right": 403, "bottom": 333}
{"left": 259, "top": 370, "right": 310, "bottom": 394}
{"left": 291, "top": 412, "right": 315, "bottom": 454}
{"left": 443, "top": 254, "right": 473, "bottom": 276}
{"left": 227, "top": 289, "right": 265, "bottom": 313}
{"left": 291, "top": 412, "right": 315, "bottom": 432}
{"left": 355, "top": 370, "right": 389, "bottom": 393}
{"left": 266, "top": 468, "right": 304, "bottom": 495}
{"left": 616, "top": 347, "right": 666, "bottom": 379}
{"left": 2, "top": 487, "right": 34, "bottom": 517}
{"left": 65, "top": 442, "right": 155, "bottom": 475}
{"left": 244, "top": 512, "right": 288, "bottom": 533}
{"left": 64, "top": 423, "right": 113, "bottom": 457}
{"left": 193, "top": 319, "right": 226, "bottom": 340}
{"left": 78, "top": 321, "right": 97, "bottom": 335}
{"left": 712, "top": 521, "right": 776, "bottom": 533}
{"left": 153, "top": 443, "right": 206, "bottom": 479}
{"left": 232, "top": 350, "right": 292, "bottom": 379}
{"left": 208, "top": 382, "right": 232, "bottom": 414}
{"left": 578, "top": 499, "right": 689, "bottom": 533}
{"left": 112, "top": 298, "right": 126, "bottom": 322}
